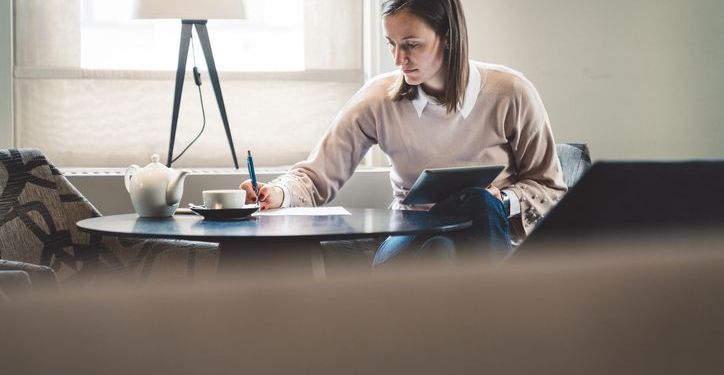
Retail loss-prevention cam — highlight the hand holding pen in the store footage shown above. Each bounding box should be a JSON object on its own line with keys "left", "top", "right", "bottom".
{"left": 239, "top": 151, "right": 284, "bottom": 209}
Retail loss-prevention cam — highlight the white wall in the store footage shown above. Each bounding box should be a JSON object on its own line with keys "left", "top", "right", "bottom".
{"left": 0, "top": 0, "right": 11, "bottom": 147}
{"left": 462, "top": 0, "right": 724, "bottom": 160}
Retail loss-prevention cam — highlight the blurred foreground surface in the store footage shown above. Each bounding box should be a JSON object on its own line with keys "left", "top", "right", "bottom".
{"left": 2, "top": 228, "right": 724, "bottom": 374}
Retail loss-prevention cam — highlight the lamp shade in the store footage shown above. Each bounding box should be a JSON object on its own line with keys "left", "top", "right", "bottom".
{"left": 131, "top": 0, "right": 246, "bottom": 20}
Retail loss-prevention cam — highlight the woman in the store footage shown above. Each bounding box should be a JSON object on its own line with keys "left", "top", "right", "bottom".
{"left": 240, "top": 0, "right": 567, "bottom": 264}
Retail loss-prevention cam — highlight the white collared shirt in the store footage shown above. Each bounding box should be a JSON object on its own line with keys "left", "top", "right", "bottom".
{"left": 411, "top": 62, "right": 481, "bottom": 119}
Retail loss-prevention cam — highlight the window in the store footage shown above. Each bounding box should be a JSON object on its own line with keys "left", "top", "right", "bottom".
{"left": 14, "top": 0, "right": 363, "bottom": 167}
{"left": 80, "top": 0, "right": 305, "bottom": 71}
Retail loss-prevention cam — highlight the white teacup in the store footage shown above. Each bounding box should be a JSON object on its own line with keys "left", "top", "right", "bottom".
{"left": 202, "top": 189, "right": 247, "bottom": 209}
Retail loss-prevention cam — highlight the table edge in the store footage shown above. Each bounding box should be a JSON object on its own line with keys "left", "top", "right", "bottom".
{"left": 76, "top": 211, "right": 472, "bottom": 243}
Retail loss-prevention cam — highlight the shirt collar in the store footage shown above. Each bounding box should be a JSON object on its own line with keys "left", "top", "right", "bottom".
{"left": 411, "top": 62, "right": 481, "bottom": 119}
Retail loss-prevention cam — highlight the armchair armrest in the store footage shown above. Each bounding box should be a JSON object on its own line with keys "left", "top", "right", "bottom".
{"left": 0, "top": 270, "right": 33, "bottom": 300}
{"left": 0, "top": 259, "right": 58, "bottom": 288}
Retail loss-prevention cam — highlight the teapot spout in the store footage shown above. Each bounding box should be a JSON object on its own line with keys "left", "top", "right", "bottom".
{"left": 166, "top": 170, "right": 190, "bottom": 206}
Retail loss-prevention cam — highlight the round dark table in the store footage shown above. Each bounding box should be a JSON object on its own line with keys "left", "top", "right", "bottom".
{"left": 77, "top": 209, "right": 472, "bottom": 277}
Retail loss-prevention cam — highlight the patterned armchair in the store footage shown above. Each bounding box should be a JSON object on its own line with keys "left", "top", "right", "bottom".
{"left": 0, "top": 149, "right": 218, "bottom": 286}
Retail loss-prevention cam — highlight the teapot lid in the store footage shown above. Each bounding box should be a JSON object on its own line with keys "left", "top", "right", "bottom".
{"left": 145, "top": 154, "right": 167, "bottom": 169}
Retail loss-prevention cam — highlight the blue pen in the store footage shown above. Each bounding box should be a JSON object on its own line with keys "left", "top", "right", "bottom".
{"left": 247, "top": 150, "right": 259, "bottom": 204}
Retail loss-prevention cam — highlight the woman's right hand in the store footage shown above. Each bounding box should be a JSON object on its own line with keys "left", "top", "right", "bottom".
{"left": 239, "top": 180, "right": 284, "bottom": 210}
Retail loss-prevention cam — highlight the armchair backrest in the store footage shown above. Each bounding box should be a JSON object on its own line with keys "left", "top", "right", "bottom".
{"left": 556, "top": 143, "right": 592, "bottom": 188}
{"left": 0, "top": 149, "right": 100, "bottom": 279}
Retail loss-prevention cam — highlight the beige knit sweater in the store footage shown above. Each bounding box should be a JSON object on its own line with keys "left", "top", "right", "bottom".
{"left": 269, "top": 61, "right": 567, "bottom": 241}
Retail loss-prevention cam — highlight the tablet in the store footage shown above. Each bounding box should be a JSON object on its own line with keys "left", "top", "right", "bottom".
{"left": 401, "top": 165, "right": 505, "bottom": 205}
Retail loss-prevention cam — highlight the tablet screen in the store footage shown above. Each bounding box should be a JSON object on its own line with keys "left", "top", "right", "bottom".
{"left": 401, "top": 165, "right": 505, "bottom": 205}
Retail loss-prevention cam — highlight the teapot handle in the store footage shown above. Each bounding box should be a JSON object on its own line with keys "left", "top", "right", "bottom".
{"left": 124, "top": 165, "right": 141, "bottom": 193}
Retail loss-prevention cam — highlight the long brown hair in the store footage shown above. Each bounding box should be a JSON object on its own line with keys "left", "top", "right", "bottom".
{"left": 382, "top": 0, "right": 469, "bottom": 113}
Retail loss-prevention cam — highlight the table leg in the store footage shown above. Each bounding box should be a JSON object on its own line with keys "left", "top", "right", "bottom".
{"left": 216, "top": 238, "right": 326, "bottom": 279}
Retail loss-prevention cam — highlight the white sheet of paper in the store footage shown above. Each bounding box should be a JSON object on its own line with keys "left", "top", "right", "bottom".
{"left": 253, "top": 206, "right": 351, "bottom": 216}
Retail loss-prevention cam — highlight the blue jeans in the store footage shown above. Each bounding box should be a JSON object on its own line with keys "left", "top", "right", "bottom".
{"left": 373, "top": 187, "right": 513, "bottom": 266}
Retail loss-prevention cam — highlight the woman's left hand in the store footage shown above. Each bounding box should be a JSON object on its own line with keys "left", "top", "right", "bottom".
{"left": 486, "top": 185, "right": 502, "bottom": 201}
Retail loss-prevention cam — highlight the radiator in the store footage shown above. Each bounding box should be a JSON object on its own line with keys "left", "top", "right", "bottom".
{"left": 64, "top": 167, "right": 393, "bottom": 215}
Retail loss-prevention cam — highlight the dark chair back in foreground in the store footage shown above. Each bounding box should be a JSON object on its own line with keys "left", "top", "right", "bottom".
{"left": 521, "top": 160, "right": 724, "bottom": 250}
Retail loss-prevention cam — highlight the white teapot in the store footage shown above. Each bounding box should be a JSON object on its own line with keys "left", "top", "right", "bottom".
{"left": 124, "top": 154, "right": 190, "bottom": 218}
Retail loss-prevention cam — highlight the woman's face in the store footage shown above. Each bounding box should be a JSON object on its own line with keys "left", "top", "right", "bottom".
{"left": 383, "top": 10, "right": 446, "bottom": 93}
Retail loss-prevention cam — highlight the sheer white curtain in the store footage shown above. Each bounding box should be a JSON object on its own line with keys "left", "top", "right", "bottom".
{"left": 14, "top": 0, "right": 363, "bottom": 167}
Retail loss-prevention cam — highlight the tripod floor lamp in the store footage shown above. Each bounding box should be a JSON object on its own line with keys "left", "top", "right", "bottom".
{"left": 132, "top": 0, "right": 245, "bottom": 168}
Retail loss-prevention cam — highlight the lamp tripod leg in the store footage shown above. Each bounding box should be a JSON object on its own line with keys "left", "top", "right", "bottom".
{"left": 168, "top": 22, "right": 193, "bottom": 167}
{"left": 195, "top": 23, "right": 240, "bottom": 169}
